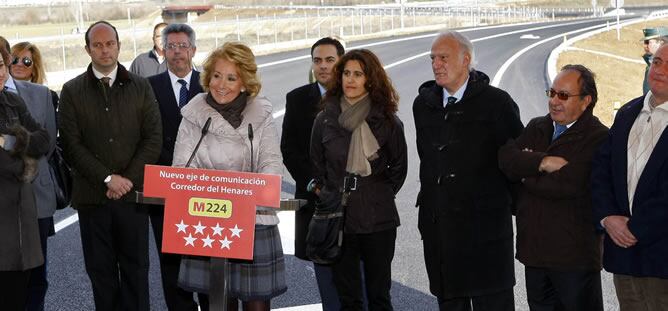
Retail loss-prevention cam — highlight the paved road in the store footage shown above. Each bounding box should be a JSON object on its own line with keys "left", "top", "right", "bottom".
{"left": 47, "top": 16, "right": 635, "bottom": 310}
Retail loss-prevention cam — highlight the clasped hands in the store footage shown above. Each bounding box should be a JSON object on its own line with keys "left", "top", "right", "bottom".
{"left": 106, "top": 174, "right": 133, "bottom": 200}
{"left": 603, "top": 216, "right": 637, "bottom": 249}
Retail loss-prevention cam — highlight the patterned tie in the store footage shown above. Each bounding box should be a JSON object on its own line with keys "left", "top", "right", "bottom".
{"left": 177, "top": 79, "right": 189, "bottom": 108}
{"left": 100, "top": 77, "right": 111, "bottom": 100}
{"left": 445, "top": 96, "right": 457, "bottom": 107}
{"left": 552, "top": 123, "right": 568, "bottom": 141}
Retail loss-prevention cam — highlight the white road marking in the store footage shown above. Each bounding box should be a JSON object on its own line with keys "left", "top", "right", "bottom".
{"left": 274, "top": 304, "right": 323, "bottom": 311}
{"left": 520, "top": 34, "right": 541, "bottom": 39}
{"left": 54, "top": 17, "right": 609, "bottom": 244}
{"left": 54, "top": 214, "right": 79, "bottom": 233}
{"left": 491, "top": 22, "right": 617, "bottom": 87}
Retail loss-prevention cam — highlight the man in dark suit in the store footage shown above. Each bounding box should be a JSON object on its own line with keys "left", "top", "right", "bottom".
{"left": 280, "top": 37, "right": 345, "bottom": 311}
{"left": 59, "top": 21, "right": 162, "bottom": 311}
{"left": 592, "top": 43, "right": 668, "bottom": 310}
{"left": 147, "top": 23, "right": 207, "bottom": 311}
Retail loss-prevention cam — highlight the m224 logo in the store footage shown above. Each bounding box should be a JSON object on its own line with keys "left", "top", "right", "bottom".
{"left": 188, "top": 198, "right": 233, "bottom": 218}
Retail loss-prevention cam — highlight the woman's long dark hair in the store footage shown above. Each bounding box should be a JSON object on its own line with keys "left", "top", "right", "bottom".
{"left": 325, "top": 49, "right": 399, "bottom": 120}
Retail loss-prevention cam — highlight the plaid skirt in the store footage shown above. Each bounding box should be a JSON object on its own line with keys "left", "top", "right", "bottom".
{"left": 178, "top": 225, "right": 287, "bottom": 301}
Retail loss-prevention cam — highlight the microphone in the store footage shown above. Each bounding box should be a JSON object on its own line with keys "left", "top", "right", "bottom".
{"left": 248, "top": 123, "right": 254, "bottom": 173}
{"left": 185, "top": 117, "right": 212, "bottom": 168}
{"left": 201, "top": 117, "right": 212, "bottom": 135}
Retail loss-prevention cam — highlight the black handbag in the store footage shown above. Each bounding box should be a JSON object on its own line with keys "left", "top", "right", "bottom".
{"left": 49, "top": 144, "right": 72, "bottom": 210}
{"left": 305, "top": 186, "right": 347, "bottom": 265}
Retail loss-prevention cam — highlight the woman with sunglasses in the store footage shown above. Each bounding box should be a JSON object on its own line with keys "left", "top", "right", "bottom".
{"left": 10, "top": 42, "right": 45, "bottom": 84}
{"left": 8, "top": 41, "right": 61, "bottom": 311}
{"left": 10, "top": 42, "right": 59, "bottom": 112}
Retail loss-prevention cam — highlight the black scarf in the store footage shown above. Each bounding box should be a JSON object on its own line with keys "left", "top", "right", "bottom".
{"left": 206, "top": 92, "right": 248, "bottom": 129}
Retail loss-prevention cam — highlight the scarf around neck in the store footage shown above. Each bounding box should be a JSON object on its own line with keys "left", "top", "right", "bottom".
{"left": 338, "top": 94, "right": 379, "bottom": 177}
{"left": 206, "top": 92, "right": 248, "bottom": 129}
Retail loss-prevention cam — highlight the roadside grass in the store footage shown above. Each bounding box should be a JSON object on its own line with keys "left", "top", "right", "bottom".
{"left": 556, "top": 18, "right": 668, "bottom": 126}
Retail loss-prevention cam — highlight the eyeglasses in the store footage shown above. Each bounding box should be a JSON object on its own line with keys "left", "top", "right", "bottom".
{"left": 11, "top": 56, "right": 32, "bottom": 67}
{"left": 546, "top": 88, "right": 582, "bottom": 100}
{"left": 644, "top": 40, "right": 651, "bottom": 45}
{"left": 166, "top": 43, "right": 191, "bottom": 50}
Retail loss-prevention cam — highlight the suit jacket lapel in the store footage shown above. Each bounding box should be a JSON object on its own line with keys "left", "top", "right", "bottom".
{"left": 159, "top": 71, "right": 181, "bottom": 130}
{"left": 309, "top": 82, "right": 323, "bottom": 115}
{"left": 189, "top": 71, "right": 203, "bottom": 100}
{"left": 635, "top": 119, "right": 668, "bottom": 204}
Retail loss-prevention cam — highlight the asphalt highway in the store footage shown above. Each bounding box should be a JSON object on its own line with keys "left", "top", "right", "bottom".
{"left": 47, "top": 16, "right": 636, "bottom": 310}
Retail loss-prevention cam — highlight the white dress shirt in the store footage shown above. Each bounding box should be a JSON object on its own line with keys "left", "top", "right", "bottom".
{"left": 168, "top": 70, "right": 194, "bottom": 107}
{"left": 91, "top": 65, "right": 118, "bottom": 87}
{"left": 442, "top": 77, "right": 469, "bottom": 107}
{"left": 626, "top": 92, "right": 668, "bottom": 213}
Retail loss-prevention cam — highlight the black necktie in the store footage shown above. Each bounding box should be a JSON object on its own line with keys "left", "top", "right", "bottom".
{"left": 177, "top": 79, "right": 189, "bottom": 108}
{"left": 446, "top": 96, "right": 457, "bottom": 107}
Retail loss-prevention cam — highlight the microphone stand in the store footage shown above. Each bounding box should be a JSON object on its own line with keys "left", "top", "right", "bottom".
{"left": 181, "top": 117, "right": 231, "bottom": 311}
{"left": 186, "top": 117, "right": 212, "bottom": 168}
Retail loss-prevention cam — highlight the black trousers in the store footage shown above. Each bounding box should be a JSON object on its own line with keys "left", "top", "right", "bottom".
{"left": 332, "top": 228, "right": 396, "bottom": 311}
{"left": 525, "top": 266, "right": 603, "bottom": 311}
{"left": 438, "top": 288, "right": 515, "bottom": 311}
{"left": 0, "top": 270, "right": 30, "bottom": 311}
{"left": 26, "top": 217, "right": 54, "bottom": 311}
{"left": 149, "top": 206, "right": 209, "bottom": 311}
{"left": 78, "top": 200, "right": 149, "bottom": 311}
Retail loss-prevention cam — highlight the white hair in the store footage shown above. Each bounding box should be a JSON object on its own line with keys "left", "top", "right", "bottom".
{"left": 434, "top": 30, "right": 476, "bottom": 71}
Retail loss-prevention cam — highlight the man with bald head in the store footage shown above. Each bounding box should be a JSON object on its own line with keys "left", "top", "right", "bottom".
{"left": 413, "top": 30, "right": 523, "bottom": 310}
{"left": 592, "top": 43, "right": 668, "bottom": 310}
{"left": 58, "top": 21, "right": 162, "bottom": 311}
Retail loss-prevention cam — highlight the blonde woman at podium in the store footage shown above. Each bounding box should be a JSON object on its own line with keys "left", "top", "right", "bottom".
{"left": 172, "top": 42, "right": 286, "bottom": 311}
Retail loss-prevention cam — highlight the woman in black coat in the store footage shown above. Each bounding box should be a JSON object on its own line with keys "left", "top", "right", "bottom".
{"left": 0, "top": 47, "right": 49, "bottom": 310}
{"left": 310, "top": 49, "right": 408, "bottom": 310}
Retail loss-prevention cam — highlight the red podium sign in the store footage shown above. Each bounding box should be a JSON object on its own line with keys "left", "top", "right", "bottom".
{"left": 143, "top": 165, "right": 281, "bottom": 260}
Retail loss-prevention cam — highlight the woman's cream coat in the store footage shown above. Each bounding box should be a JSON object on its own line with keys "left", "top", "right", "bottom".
{"left": 173, "top": 93, "right": 283, "bottom": 224}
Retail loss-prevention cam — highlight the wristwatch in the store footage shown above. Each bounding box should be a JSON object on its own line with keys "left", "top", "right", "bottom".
{"left": 104, "top": 175, "right": 112, "bottom": 184}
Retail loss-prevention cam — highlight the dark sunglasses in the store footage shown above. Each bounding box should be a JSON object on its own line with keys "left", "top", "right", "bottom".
{"left": 11, "top": 56, "right": 32, "bottom": 67}
{"left": 644, "top": 40, "right": 651, "bottom": 45}
{"left": 546, "top": 88, "right": 582, "bottom": 100}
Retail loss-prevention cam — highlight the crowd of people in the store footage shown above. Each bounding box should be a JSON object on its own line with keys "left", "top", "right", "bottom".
{"left": 0, "top": 19, "right": 667, "bottom": 311}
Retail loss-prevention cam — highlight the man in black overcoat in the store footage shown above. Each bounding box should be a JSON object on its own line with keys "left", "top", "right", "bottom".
{"left": 413, "top": 30, "right": 523, "bottom": 311}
